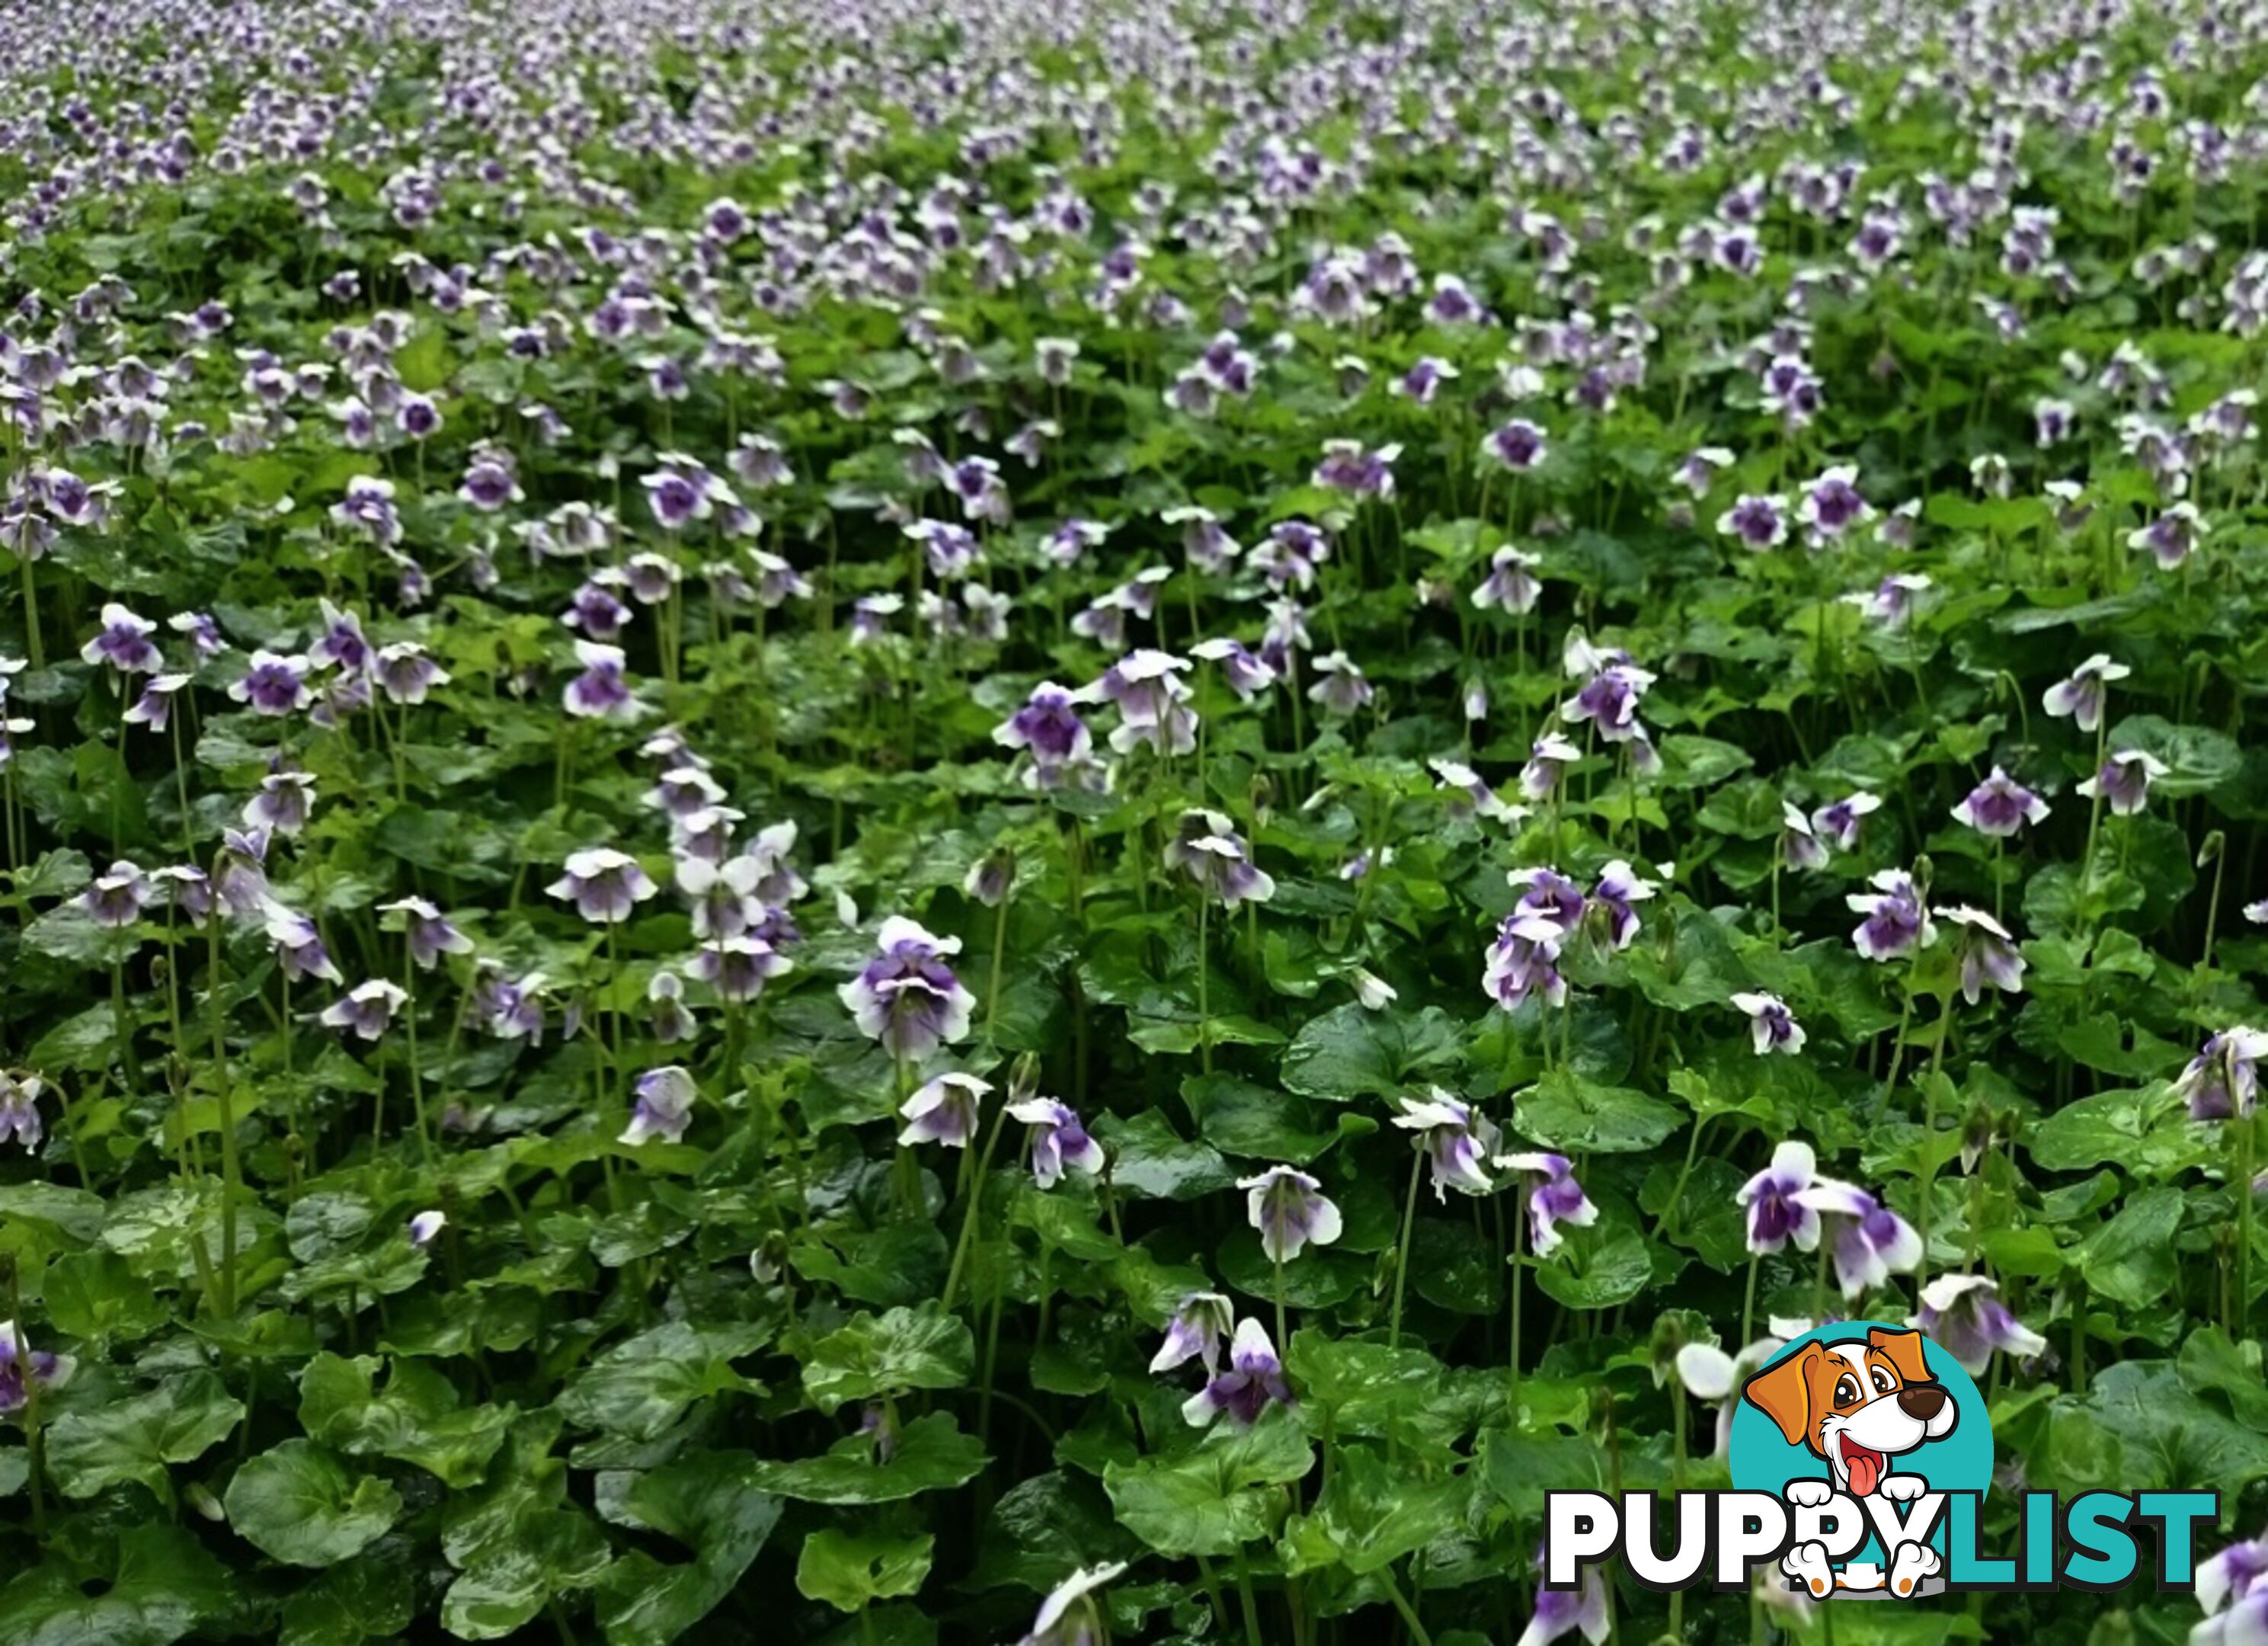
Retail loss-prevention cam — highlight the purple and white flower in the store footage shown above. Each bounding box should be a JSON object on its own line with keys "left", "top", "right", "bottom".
{"left": 1393, "top": 1088, "right": 1502, "bottom": 1199}
{"left": 1937, "top": 906, "right": 2027, "bottom": 1002}
{"left": 1164, "top": 809, "right": 1274, "bottom": 907}
{"left": 899, "top": 1071, "right": 990, "bottom": 1148}
{"left": 1731, "top": 993, "right": 1806, "bottom": 1057}
{"left": 1182, "top": 1318, "right": 1291, "bottom": 1429}
{"left": 2174, "top": 1029, "right": 2268, "bottom": 1121}
{"left": 0, "top": 1321, "right": 73, "bottom": 1414}
{"left": 2042, "top": 654, "right": 2130, "bottom": 732}
{"left": 547, "top": 848, "right": 658, "bottom": 924}
{"left": 1150, "top": 1291, "right": 1234, "bottom": 1374}
{"left": 840, "top": 917, "right": 976, "bottom": 1059}
{"left": 1794, "top": 1180, "right": 1923, "bottom": 1300}
{"left": 320, "top": 979, "right": 408, "bottom": 1040}
{"left": 1737, "top": 1140, "right": 1822, "bottom": 1254}
{"left": 1494, "top": 1152, "right": 1598, "bottom": 1257}
{"left": 0, "top": 1074, "right": 43, "bottom": 1152}
{"left": 377, "top": 897, "right": 472, "bottom": 969}
{"left": 1953, "top": 766, "right": 2049, "bottom": 837}
{"left": 622, "top": 1065, "right": 698, "bottom": 1146}
{"left": 1911, "top": 1275, "right": 2049, "bottom": 1375}
{"left": 1016, "top": 1561, "right": 1131, "bottom": 1646}
{"left": 1009, "top": 1097, "right": 1104, "bottom": 1188}
{"left": 1848, "top": 869, "right": 1936, "bottom": 961}
{"left": 1238, "top": 1165, "right": 1342, "bottom": 1263}
{"left": 229, "top": 651, "right": 313, "bottom": 716}
{"left": 2078, "top": 748, "right": 2169, "bottom": 816}
{"left": 78, "top": 603, "right": 162, "bottom": 674}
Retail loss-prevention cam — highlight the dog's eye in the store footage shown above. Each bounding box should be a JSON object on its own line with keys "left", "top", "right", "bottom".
{"left": 1870, "top": 1366, "right": 1895, "bottom": 1394}
{"left": 1833, "top": 1375, "right": 1860, "bottom": 1405}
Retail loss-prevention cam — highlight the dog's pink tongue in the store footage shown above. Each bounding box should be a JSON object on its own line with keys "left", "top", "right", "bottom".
{"left": 1847, "top": 1449, "right": 1880, "bottom": 1497}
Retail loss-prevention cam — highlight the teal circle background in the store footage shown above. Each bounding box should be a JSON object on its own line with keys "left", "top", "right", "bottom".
{"left": 1727, "top": 1322, "right": 1994, "bottom": 1567}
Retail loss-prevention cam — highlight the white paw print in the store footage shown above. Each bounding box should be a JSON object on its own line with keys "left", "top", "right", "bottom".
{"left": 1879, "top": 1474, "right": 1929, "bottom": 1503}
{"left": 1889, "top": 1542, "right": 1942, "bottom": 1596}
{"left": 1783, "top": 1478, "right": 1835, "bottom": 1507}
{"left": 1782, "top": 1541, "right": 1834, "bottom": 1598}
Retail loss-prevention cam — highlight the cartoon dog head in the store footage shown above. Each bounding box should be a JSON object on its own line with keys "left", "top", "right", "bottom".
{"left": 1742, "top": 1329, "right": 1957, "bottom": 1497}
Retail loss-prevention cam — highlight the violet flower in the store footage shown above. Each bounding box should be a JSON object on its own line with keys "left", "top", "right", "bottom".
{"left": 1793, "top": 1180, "right": 1922, "bottom": 1300}
{"left": 547, "top": 848, "right": 658, "bottom": 924}
{"left": 377, "top": 896, "right": 472, "bottom": 969}
{"left": 840, "top": 917, "right": 976, "bottom": 1059}
{"left": 0, "top": 1073, "right": 43, "bottom": 1151}
{"left": 1848, "top": 869, "right": 1936, "bottom": 961}
{"left": 1517, "top": 1542, "right": 1608, "bottom": 1646}
{"left": 1163, "top": 809, "right": 1274, "bottom": 907}
{"left": 622, "top": 1065, "right": 697, "bottom": 1146}
{"left": 1238, "top": 1166, "right": 1342, "bottom": 1263}
{"left": 78, "top": 602, "right": 162, "bottom": 674}
{"left": 1150, "top": 1292, "right": 1233, "bottom": 1374}
{"left": 1009, "top": 1097, "right": 1104, "bottom": 1188}
{"left": 2042, "top": 654, "right": 2129, "bottom": 733}
{"left": 1472, "top": 546, "right": 1543, "bottom": 614}
{"left": 1737, "top": 1140, "right": 1822, "bottom": 1254}
{"left": 0, "top": 1321, "right": 73, "bottom": 1414}
{"left": 1495, "top": 1152, "right": 1598, "bottom": 1257}
{"left": 1593, "top": 860, "right": 1655, "bottom": 949}
{"left": 564, "top": 641, "right": 638, "bottom": 720}
{"left": 1521, "top": 732, "right": 1582, "bottom": 802}
{"left": 1911, "top": 1275, "right": 2048, "bottom": 1375}
{"left": 319, "top": 979, "right": 408, "bottom": 1040}
{"left": 1810, "top": 792, "right": 1882, "bottom": 852}
{"left": 82, "top": 859, "right": 150, "bottom": 927}
{"left": 1953, "top": 766, "right": 2049, "bottom": 837}
{"left": 690, "top": 935, "right": 790, "bottom": 1002}
{"left": 1937, "top": 906, "right": 2027, "bottom": 1003}
{"left": 229, "top": 650, "right": 313, "bottom": 716}
{"left": 899, "top": 1071, "right": 989, "bottom": 1148}
{"left": 409, "top": 1211, "right": 446, "bottom": 1248}
{"left": 1393, "top": 1088, "right": 1501, "bottom": 1199}
{"left": 123, "top": 673, "right": 190, "bottom": 732}
{"left": 264, "top": 904, "right": 344, "bottom": 985}
{"left": 1731, "top": 993, "right": 1806, "bottom": 1057}
{"left": 2078, "top": 748, "right": 2168, "bottom": 816}
{"left": 1016, "top": 1562, "right": 1130, "bottom": 1646}
{"left": 1182, "top": 1318, "right": 1291, "bottom": 1429}
{"left": 2174, "top": 1029, "right": 2268, "bottom": 1121}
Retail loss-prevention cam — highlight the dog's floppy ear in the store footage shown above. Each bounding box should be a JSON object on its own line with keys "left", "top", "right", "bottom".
{"left": 1868, "top": 1327, "right": 1934, "bottom": 1385}
{"left": 1742, "top": 1346, "right": 1818, "bottom": 1448}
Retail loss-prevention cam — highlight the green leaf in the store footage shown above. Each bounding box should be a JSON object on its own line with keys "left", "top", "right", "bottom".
{"left": 556, "top": 1321, "right": 770, "bottom": 1439}
{"left": 223, "top": 1439, "right": 402, "bottom": 1567}
{"left": 1281, "top": 1004, "right": 1463, "bottom": 1103}
{"left": 747, "top": 1412, "right": 989, "bottom": 1504}
{"left": 801, "top": 1304, "right": 975, "bottom": 1415}
{"left": 280, "top": 1545, "right": 419, "bottom": 1646}
{"left": 1512, "top": 1071, "right": 1682, "bottom": 1153}
{"left": 1277, "top": 1442, "right": 1464, "bottom": 1576}
{"left": 42, "top": 1249, "right": 166, "bottom": 1343}
{"left": 299, "top": 1353, "right": 516, "bottom": 1487}
{"left": 590, "top": 1451, "right": 783, "bottom": 1646}
{"left": 1098, "top": 1110, "right": 1236, "bottom": 1200}
{"left": 795, "top": 1527, "right": 936, "bottom": 1612}
{"left": 0, "top": 1523, "right": 231, "bottom": 1646}
{"left": 2076, "top": 1186, "right": 2184, "bottom": 1308}
{"left": 441, "top": 1508, "right": 612, "bottom": 1640}
{"left": 1102, "top": 1406, "right": 1313, "bottom": 1557}
{"left": 44, "top": 1371, "right": 245, "bottom": 1501}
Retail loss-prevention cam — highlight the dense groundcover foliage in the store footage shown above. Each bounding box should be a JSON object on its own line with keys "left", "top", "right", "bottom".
{"left": 11, "top": 0, "right": 2268, "bottom": 1641}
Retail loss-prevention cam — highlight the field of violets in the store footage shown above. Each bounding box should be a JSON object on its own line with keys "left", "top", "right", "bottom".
{"left": 11, "top": 0, "right": 2268, "bottom": 1641}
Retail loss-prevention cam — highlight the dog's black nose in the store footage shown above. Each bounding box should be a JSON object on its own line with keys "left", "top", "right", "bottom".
{"left": 1897, "top": 1384, "right": 1947, "bottom": 1420}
